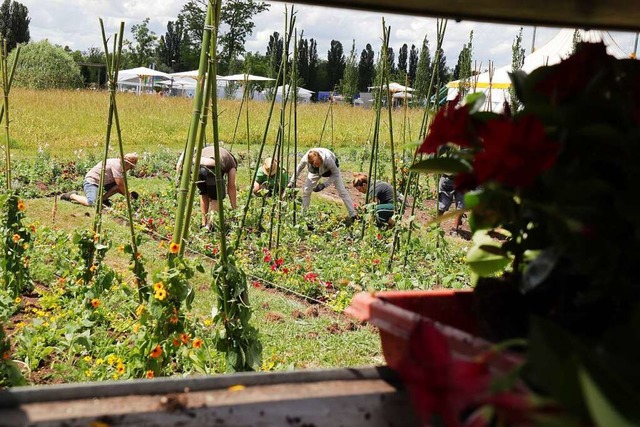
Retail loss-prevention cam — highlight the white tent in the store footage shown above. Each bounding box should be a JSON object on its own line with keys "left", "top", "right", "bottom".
{"left": 447, "top": 29, "right": 631, "bottom": 111}
{"left": 368, "top": 82, "right": 414, "bottom": 93}
{"left": 117, "top": 67, "right": 172, "bottom": 95}
{"left": 268, "top": 85, "right": 315, "bottom": 103}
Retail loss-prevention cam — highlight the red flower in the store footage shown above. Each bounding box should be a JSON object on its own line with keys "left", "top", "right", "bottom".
{"left": 536, "top": 42, "right": 612, "bottom": 103}
{"left": 323, "top": 281, "right": 333, "bottom": 290}
{"left": 472, "top": 115, "right": 558, "bottom": 188}
{"left": 418, "top": 96, "right": 473, "bottom": 154}
{"left": 304, "top": 272, "right": 318, "bottom": 282}
{"left": 270, "top": 264, "right": 277, "bottom": 271}
{"left": 263, "top": 254, "right": 272, "bottom": 263}
{"left": 376, "top": 233, "right": 382, "bottom": 240}
{"left": 252, "top": 280, "right": 261, "bottom": 288}
{"left": 282, "top": 267, "right": 289, "bottom": 274}
{"left": 372, "top": 259, "right": 380, "bottom": 265}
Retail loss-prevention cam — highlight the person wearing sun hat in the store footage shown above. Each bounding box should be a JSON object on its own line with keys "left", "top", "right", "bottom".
{"left": 253, "top": 157, "right": 289, "bottom": 197}
{"left": 61, "top": 153, "right": 139, "bottom": 207}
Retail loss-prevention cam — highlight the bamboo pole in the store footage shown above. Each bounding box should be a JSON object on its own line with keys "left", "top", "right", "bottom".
{"left": 0, "top": 40, "right": 10, "bottom": 190}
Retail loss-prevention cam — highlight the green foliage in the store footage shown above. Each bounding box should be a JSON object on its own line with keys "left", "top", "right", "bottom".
{"left": 408, "top": 44, "right": 419, "bottom": 85}
{"left": 0, "top": 192, "right": 32, "bottom": 297}
{"left": 9, "top": 40, "right": 82, "bottom": 89}
{"left": 340, "top": 40, "right": 358, "bottom": 103}
{"left": 326, "top": 40, "right": 345, "bottom": 90}
{"left": 413, "top": 37, "right": 431, "bottom": 103}
{"left": 509, "top": 27, "right": 525, "bottom": 111}
{"left": 357, "top": 43, "right": 375, "bottom": 92}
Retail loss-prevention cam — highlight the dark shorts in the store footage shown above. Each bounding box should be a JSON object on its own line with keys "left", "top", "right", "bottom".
{"left": 376, "top": 203, "right": 395, "bottom": 225}
{"left": 438, "top": 175, "right": 464, "bottom": 212}
{"left": 197, "top": 167, "right": 226, "bottom": 200}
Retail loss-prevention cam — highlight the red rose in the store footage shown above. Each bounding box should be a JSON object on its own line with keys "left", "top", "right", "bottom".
{"left": 472, "top": 115, "right": 558, "bottom": 188}
{"left": 418, "top": 97, "right": 473, "bottom": 154}
{"left": 536, "top": 42, "right": 612, "bottom": 103}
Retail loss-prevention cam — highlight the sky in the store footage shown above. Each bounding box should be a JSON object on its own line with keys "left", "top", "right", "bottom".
{"left": 19, "top": 0, "right": 639, "bottom": 74}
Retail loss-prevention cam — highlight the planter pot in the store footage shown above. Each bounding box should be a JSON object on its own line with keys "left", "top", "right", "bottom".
{"left": 346, "top": 290, "right": 526, "bottom": 425}
{"left": 346, "top": 290, "right": 523, "bottom": 373}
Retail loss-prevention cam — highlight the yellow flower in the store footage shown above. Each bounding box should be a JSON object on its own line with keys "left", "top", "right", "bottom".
{"left": 158, "top": 240, "right": 165, "bottom": 248}
{"left": 169, "top": 242, "right": 180, "bottom": 254}
{"left": 83, "top": 356, "right": 92, "bottom": 363}
{"left": 17, "top": 200, "right": 25, "bottom": 211}
{"left": 95, "top": 358, "right": 104, "bottom": 366}
{"left": 154, "top": 288, "right": 167, "bottom": 301}
{"left": 135, "top": 304, "right": 146, "bottom": 317}
{"left": 14, "top": 297, "right": 22, "bottom": 304}
{"left": 106, "top": 354, "right": 117, "bottom": 365}
{"left": 112, "top": 373, "right": 120, "bottom": 380}
{"left": 91, "top": 298, "right": 100, "bottom": 308}
{"left": 118, "top": 244, "right": 124, "bottom": 252}
{"left": 116, "top": 363, "right": 125, "bottom": 374}
{"left": 85, "top": 370, "right": 92, "bottom": 378}
{"left": 153, "top": 282, "right": 164, "bottom": 291}
{"left": 89, "top": 264, "right": 97, "bottom": 273}
{"left": 22, "top": 243, "right": 29, "bottom": 250}
{"left": 12, "top": 234, "right": 20, "bottom": 243}
{"left": 133, "top": 323, "right": 140, "bottom": 333}
{"left": 203, "top": 319, "right": 213, "bottom": 327}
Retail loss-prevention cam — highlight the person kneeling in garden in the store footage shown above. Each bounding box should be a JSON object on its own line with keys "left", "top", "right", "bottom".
{"left": 253, "top": 157, "right": 288, "bottom": 197}
{"left": 352, "top": 173, "right": 400, "bottom": 228}
{"left": 61, "top": 153, "right": 139, "bottom": 207}
{"left": 288, "top": 147, "right": 356, "bottom": 222}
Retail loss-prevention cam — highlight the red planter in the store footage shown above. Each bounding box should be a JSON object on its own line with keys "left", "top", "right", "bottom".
{"left": 346, "top": 289, "right": 523, "bottom": 380}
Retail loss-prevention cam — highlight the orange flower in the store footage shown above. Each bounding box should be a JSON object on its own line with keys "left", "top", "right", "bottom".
{"left": 91, "top": 298, "right": 100, "bottom": 308}
{"left": 135, "top": 252, "right": 142, "bottom": 259}
{"left": 17, "top": 200, "right": 25, "bottom": 211}
{"left": 180, "top": 333, "right": 190, "bottom": 344}
{"left": 172, "top": 337, "right": 181, "bottom": 347}
{"left": 12, "top": 234, "right": 20, "bottom": 243}
{"left": 149, "top": 344, "right": 163, "bottom": 359}
{"left": 30, "top": 224, "right": 36, "bottom": 233}
{"left": 93, "top": 233, "right": 100, "bottom": 242}
{"left": 116, "top": 363, "right": 125, "bottom": 374}
{"left": 192, "top": 338, "right": 203, "bottom": 349}
{"left": 153, "top": 282, "right": 164, "bottom": 291}
{"left": 169, "top": 242, "right": 180, "bottom": 254}
{"left": 145, "top": 370, "right": 154, "bottom": 379}
{"left": 2, "top": 351, "right": 10, "bottom": 360}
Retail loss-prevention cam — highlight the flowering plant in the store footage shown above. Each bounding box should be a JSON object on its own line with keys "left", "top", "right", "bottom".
{"left": 412, "top": 42, "right": 640, "bottom": 425}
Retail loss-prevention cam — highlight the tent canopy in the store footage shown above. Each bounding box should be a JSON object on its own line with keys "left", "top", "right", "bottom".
{"left": 219, "top": 73, "right": 275, "bottom": 82}
{"left": 118, "top": 67, "right": 171, "bottom": 82}
{"left": 446, "top": 29, "right": 631, "bottom": 110}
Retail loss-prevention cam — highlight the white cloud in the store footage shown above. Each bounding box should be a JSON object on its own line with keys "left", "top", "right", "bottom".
{"left": 19, "top": 0, "right": 637, "bottom": 70}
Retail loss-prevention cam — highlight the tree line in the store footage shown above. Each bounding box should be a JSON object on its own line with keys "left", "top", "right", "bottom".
{"left": 0, "top": 0, "right": 482, "bottom": 101}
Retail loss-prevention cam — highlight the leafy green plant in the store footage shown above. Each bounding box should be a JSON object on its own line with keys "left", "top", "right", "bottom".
{"left": 0, "top": 192, "right": 32, "bottom": 297}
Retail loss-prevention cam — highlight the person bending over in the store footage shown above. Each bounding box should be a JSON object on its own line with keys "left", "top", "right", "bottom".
{"left": 353, "top": 173, "right": 400, "bottom": 227}
{"left": 253, "top": 157, "right": 288, "bottom": 197}
{"left": 288, "top": 148, "right": 356, "bottom": 220}
{"left": 177, "top": 145, "right": 237, "bottom": 229}
{"left": 61, "top": 153, "right": 139, "bottom": 206}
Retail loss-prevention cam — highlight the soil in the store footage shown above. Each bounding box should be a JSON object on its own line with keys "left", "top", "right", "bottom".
{"left": 292, "top": 170, "right": 472, "bottom": 240}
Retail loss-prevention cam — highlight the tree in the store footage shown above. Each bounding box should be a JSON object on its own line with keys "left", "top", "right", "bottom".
{"left": 340, "top": 40, "right": 359, "bottom": 103}
{"left": 358, "top": 43, "right": 375, "bottom": 91}
{"left": 386, "top": 46, "right": 396, "bottom": 76}
{"left": 510, "top": 27, "right": 525, "bottom": 110}
{"left": 297, "top": 37, "right": 309, "bottom": 87}
{"left": 453, "top": 30, "right": 473, "bottom": 85}
{"left": 413, "top": 36, "right": 431, "bottom": 102}
{"left": 266, "top": 31, "right": 283, "bottom": 84}
{"left": 326, "top": 40, "right": 345, "bottom": 90}
{"left": 308, "top": 38, "right": 319, "bottom": 92}
{"left": 408, "top": 44, "right": 418, "bottom": 84}
{"left": 177, "top": 0, "right": 205, "bottom": 54}
{"left": 78, "top": 46, "right": 107, "bottom": 88}
{"left": 433, "top": 47, "right": 449, "bottom": 90}
{"left": 219, "top": 0, "right": 269, "bottom": 74}
{"left": 127, "top": 18, "right": 157, "bottom": 67}
{"left": 397, "top": 43, "right": 408, "bottom": 77}
{"left": 0, "top": 0, "right": 29, "bottom": 51}
{"left": 157, "top": 20, "right": 185, "bottom": 72}
{"left": 9, "top": 40, "right": 82, "bottom": 89}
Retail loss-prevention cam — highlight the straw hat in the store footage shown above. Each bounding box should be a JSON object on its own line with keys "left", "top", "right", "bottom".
{"left": 262, "top": 157, "right": 278, "bottom": 176}
{"left": 124, "top": 153, "right": 139, "bottom": 167}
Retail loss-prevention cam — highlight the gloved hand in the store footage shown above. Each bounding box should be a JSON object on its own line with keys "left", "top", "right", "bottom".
{"left": 313, "top": 183, "right": 326, "bottom": 192}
